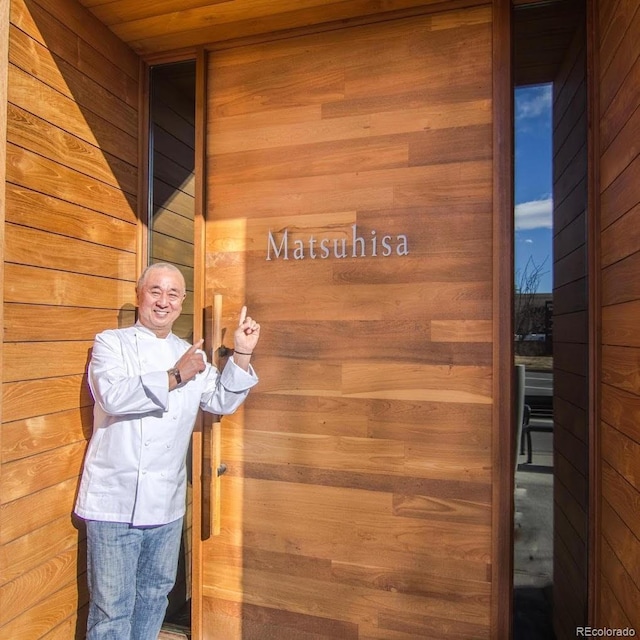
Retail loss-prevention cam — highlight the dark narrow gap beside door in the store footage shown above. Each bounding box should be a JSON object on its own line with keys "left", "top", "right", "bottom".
{"left": 147, "top": 59, "right": 197, "bottom": 638}
{"left": 512, "top": 2, "right": 588, "bottom": 638}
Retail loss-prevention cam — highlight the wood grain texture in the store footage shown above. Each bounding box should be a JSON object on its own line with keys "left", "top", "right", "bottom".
{"left": 1, "top": 440, "right": 87, "bottom": 503}
{"left": 0, "top": 1, "right": 8, "bottom": 623}
{"left": 600, "top": 92, "right": 640, "bottom": 192}
{"left": 602, "top": 249, "right": 640, "bottom": 306}
{"left": 555, "top": 507, "right": 586, "bottom": 581}
{"left": 4, "top": 263, "right": 135, "bottom": 308}
{"left": 601, "top": 421, "right": 640, "bottom": 494}
{"left": 600, "top": 499, "right": 640, "bottom": 617}
{"left": 600, "top": 154, "right": 640, "bottom": 231}
{"left": 601, "top": 383, "right": 640, "bottom": 445}
{"left": 0, "top": 542, "right": 84, "bottom": 625}
{"left": 599, "top": 51, "right": 640, "bottom": 155}
{"left": 0, "top": 517, "right": 80, "bottom": 584}
{"left": 7, "top": 63, "right": 137, "bottom": 167}
{"left": 8, "top": 26, "right": 136, "bottom": 138}
{"left": 0, "top": 477, "right": 80, "bottom": 545}
{"left": 6, "top": 142, "right": 137, "bottom": 223}
{"left": 599, "top": 578, "right": 633, "bottom": 632}
{"left": 0, "top": 0, "right": 139, "bottom": 635}
{"left": 11, "top": 0, "right": 138, "bottom": 104}
{"left": 0, "top": 579, "right": 87, "bottom": 640}
{"left": 600, "top": 538, "right": 640, "bottom": 631}
{"left": 602, "top": 345, "right": 640, "bottom": 398}
{"left": 2, "top": 406, "right": 92, "bottom": 463}
{"left": 149, "top": 60, "right": 196, "bottom": 347}
{"left": 601, "top": 202, "right": 640, "bottom": 268}
{"left": 597, "top": 0, "right": 639, "bottom": 82}
{"left": 8, "top": 102, "right": 137, "bottom": 194}
{"left": 3, "top": 341, "right": 93, "bottom": 383}
{"left": 4, "top": 303, "right": 135, "bottom": 342}
{"left": 21, "top": 0, "right": 138, "bottom": 77}
{"left": 554, "top": 210, "right": 587, "bottom": 262}
{"left": 77, "top": 0, "right": 488, "bottom": 55}
{"left": 550, "top": 19, "right": 591, "bottom": 633}
{"left": 5, "top": 184, "right": 137, "bottom": 252}
{"left": 602, "top": 462, "right": 640, "bottom": 542}
{"left": 603, "top": 301, "right": 640, "bottom": 348}
{"left": 5, "top": 223, "right": 136, "bottom": 279}
{"left": 201, "top": 8, "right": 494, "bottom": 638}
{"left": 39, "top": 609, "right": 89, "bottom": 640}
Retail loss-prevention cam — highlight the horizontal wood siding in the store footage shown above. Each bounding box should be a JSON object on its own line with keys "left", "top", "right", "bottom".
{"left": 149, "top": 67, "right": 196, "bottom": 341}
{"left": 0, "top": 3, "right": 8, "bottom": 637}
{"left": 203, "top": 7, "right": 495, "bottom": 639}
{"left": 597, "top": 0, "right": 640, "bottom": 630}
{"left": 0, "top": 0, "right": 139, "bottom": 636}
{"left": 551, "top": 16, "right": 590, "bottom": 639}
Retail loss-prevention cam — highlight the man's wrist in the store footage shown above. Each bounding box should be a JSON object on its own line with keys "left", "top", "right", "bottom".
{"left": 168, "top": 367, "right": 182, "bottom": 385}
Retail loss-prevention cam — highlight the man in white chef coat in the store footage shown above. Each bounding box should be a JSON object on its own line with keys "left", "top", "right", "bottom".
{"left": 75, "top": 262, "right": 260, "bottom": 640}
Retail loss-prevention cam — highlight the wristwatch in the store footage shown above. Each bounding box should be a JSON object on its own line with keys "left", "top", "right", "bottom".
{"left": 168, "top": 367, "right": 182, "bottom": 385}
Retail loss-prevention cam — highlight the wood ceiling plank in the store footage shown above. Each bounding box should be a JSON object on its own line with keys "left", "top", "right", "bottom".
{"left": 90, "top": 0, "right": 242, "bottom": 25}
{"left": 95, "top": 0, "right": 352, "bottom": 29}
{"left": 80, "top": 0, "right": 462, "bottom": 54}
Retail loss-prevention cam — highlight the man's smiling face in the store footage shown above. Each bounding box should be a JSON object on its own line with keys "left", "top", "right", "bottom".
{"left": 136, "top": 267, "right": 186, "bottom": 338}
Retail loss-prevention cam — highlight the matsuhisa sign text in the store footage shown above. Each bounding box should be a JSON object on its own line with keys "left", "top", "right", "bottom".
{"left": 266, "top": 224, "right": 409, "bottom": 261}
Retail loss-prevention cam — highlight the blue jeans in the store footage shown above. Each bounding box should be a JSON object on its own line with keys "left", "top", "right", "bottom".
{"left": 85, "top": 518, "right": 183, "bottom": 640}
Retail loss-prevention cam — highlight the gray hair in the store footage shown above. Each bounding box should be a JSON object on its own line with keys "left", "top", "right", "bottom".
{"left": 136, "top": 262, "right": 185, "bottom": 292}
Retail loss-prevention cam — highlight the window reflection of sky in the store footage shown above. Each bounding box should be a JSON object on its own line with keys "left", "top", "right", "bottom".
{"left": 514, "top": 83, "right": 553, "bottom": 294}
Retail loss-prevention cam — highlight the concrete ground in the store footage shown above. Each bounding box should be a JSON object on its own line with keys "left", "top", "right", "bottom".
{"left": 514, "top": 422, "right": 555, "bottom": 639}
{"left": 515, "top": 423, "right": 553, "bottom": 587}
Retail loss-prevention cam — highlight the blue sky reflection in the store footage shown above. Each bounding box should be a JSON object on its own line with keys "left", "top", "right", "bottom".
{"left": 514, "top": 84, "right": 553, "bottom": 294}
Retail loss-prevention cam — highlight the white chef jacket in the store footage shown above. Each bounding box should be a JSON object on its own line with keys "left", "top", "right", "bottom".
{"left": 74, "top": 323, "right": 258, "bottom": 526}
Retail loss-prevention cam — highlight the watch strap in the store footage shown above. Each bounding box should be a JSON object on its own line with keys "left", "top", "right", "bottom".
{"left": 168, "top": 367, "right": 182, "bottom": 385}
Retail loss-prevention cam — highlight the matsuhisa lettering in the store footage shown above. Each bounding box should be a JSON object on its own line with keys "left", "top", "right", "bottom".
{"left": 266, "top": 225, "right": 409, "bottom": 261}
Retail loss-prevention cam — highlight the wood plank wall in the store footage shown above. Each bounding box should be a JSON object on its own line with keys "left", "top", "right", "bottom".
{"left": 202, "top": 7, "right": 496, "bottom": 638}
{"left": 597, "top": 0, "right": 640, "bottom": 630}
{"left": 0, "top": 13, "right": 8, "bottom": 631}
{"left": 551, "top": 16, "right": 590, "bottom": 639}
{"left": 149, "top": 64, "right": 196, "bottom": 341}
{"left": 0, "top": 0, "right": 139, "bottom": 636}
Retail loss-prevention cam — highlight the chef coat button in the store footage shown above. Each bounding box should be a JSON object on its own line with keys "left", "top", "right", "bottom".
{"left": 141, "top": 470, "right": 147, "bottom": 475}
{"left": 145, "top": 440, "right": 150, "bottom": 447}
{"left": 166, "top": 444, "right": 172, "bottom": 449}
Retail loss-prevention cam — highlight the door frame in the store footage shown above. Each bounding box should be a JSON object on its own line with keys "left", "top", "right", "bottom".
{"left": 491, "top": 0, "right": 515, "bottom": 637}
{"left": 139, "top": 46, "right": 207, "bottom": 637}
{"left": 191, "top": 46, "right": 208, "bottom": 640}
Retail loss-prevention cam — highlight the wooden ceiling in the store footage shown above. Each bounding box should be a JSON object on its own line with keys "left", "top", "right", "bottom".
{"left": 75, "top": 0, "right": 465, "bottom": 57}
{"left": 77, "top": 0, "right": 584, "bottom": 80}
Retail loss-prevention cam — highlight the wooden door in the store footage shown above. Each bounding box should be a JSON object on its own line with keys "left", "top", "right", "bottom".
{"left": 198, "top": 7, "right": 497, "bottom": 639}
